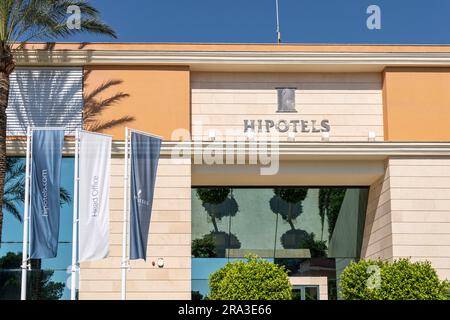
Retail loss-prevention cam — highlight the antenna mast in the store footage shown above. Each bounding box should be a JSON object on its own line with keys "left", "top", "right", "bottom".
{"left": 275, "top": 0, "right": 281, "bottom": 44}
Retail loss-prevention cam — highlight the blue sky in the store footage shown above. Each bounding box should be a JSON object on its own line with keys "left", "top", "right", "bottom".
{"left": 61, "top": 0, "right": 450, "bottom": 44}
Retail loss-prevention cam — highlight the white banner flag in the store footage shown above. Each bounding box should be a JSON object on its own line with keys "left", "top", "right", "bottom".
{"left": 78, "top": 131, "right": 112, "bottom": 262}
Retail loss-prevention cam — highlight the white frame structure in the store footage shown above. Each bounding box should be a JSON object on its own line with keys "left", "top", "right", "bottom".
{"left": 121, "top": 127, "right": 130, "bottom": 300}
{"left": 120, "top": 128, "right": 162, "bottom": 300}
{"left": 70, "top": 129, "right": 114, "bottom": 300}
{"left": 20, "top": 127, "right": 32, "bottom": 300}
{"left": 70, "top": 129, "right": 80, "bottom": 300}
{"left": 20, "top": 126, "right": 66, "bottom": 301}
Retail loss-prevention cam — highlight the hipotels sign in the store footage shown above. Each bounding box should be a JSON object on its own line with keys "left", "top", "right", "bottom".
{"left": 244, "top": 119, "right": 330, "bottom": 134}
{"left": 244, "top": 88, "right": 331, "bottom": 135}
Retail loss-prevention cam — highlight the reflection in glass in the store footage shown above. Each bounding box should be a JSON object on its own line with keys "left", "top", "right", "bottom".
{"left": 191, "top": 258, "right": 232, "bottom": 300}
{"left": 0, "top": 252, "right": 70, "bottom": 300}
{"left": 191, "top": 187, "right": 369, "bottom": 300}
{"left": 305, "top": 286, "right": 318, "bottom": 300}
{"left": 192, "top": 188, "right": 240, "bottom": 258}
{"left": 292, "top": 285, "right": 319, "bottom": 301}
{"left": 0, "top": 157, "right": 74, "bottom": 300}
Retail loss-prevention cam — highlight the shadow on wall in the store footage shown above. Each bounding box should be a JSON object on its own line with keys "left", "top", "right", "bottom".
{"left": 83, "top": 70, "right": 135, "bottom": 132}
{"left": 7, "top": 66, "right": 83, "bottom": 135}
{"left": 14, "top": 43, "right": 95, "bottom": 68}
{"left": 6, "top": 54, "right": 135, "bottom": 135}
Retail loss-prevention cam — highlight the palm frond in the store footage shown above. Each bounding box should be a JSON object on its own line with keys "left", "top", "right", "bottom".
{"left": 83, "top": 77, "right": 134, "bottom": 132}
{"left": 60, "top": 187, "right": 72, "bottom": 206}
{"left": 2, "top": 157, "right": 71, "bottom": 222}
{"left": 2, "top": 200, "right": 22, "bottom": 222}
{"left": 3, "top": 158, "right": 25, "bottom": 222}
{"left": 85, "top": 116, "right": 135, "bottom": 132}
{"left": 1, "top": 0, "right": 116, "bottom": 45}
{"left": 83, "top": 92, "right": 130, "bottom": 119}
{"left": 84, "top": 79, "right": 124, "bottom": 103}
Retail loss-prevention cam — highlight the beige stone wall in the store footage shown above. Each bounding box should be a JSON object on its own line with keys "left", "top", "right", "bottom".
{"left": 79, "top": 156, "right": 192, "bottom": 300}
{"left": 361, "top": 166, "right": 394, "bottom": 261}
{"left": 362, "top": 158, "right": 450, "bottom": 280}
{"left": 191, "top": 72, "right": 383, "bottom": 142}
{"left": 388, "top": 158, "right": 450, "bottom": 280}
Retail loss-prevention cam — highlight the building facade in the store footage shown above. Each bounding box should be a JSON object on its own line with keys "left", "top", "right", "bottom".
{"left": 1, "top": 43, "right": 450, "bottom": 300}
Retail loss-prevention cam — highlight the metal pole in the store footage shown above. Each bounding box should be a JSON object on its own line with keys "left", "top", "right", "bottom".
{"left": 276, "top": 0, "right": 281, "bottom": 44}
{"left": 121, "top": 127, "right": 129, "bottom": 300}
{"left": 20, "top": 127, "right": 32, "bottom": 300}
{"left": 70, "top": 129, "right": 80, "bottom": 300}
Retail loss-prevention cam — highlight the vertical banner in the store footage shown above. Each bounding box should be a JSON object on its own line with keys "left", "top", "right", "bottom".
{"left": 30, "top": 130, "right": 64, "bottom": 259}
{"left": 78, "top": 131, "right": 112, "bottom": 262}
{"left": 129, "top": 132, "right": 161, "bottom": 260}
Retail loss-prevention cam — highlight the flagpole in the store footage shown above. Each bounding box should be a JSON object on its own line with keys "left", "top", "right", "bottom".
{"left": 20, "top": 126, "right": 32, "bottom": 300}
{"left": 70, "top": 129, "right": 80, "bottom": 300}
{"left": 121, "top": 127, "right": 130, "bottom": 300}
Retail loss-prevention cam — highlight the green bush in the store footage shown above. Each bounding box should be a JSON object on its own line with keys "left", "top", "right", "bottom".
{"left": 208, "top": 256, "right": 293, "bottom": 300}
{"left": 340, "top": 258, "right": 449, "bottom": 300}
{"left": 192, "top": 234, "right": 217, "bottom": 258}
{"left": 274, "top": 188, "right": 308, "bottom": 204}
{"left": 299, "top": 232, "right": 328, "bottom": 257}
{"left": 196, "top": 188, "right": 230, "bottom": 204}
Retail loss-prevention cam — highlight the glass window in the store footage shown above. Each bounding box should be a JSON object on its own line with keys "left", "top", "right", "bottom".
{"left": 292, "top": 285, "right": 319, "bottom": 301}
{"left": 0, "top": 157, "right": 74, "bottom": 300}
{"left": 305, "top": 286, "right": 319, "bottom": 300}
{"left": 191, "top": 186, "right": 369, "bottom": 300}
{"left": 192, "top": 258, "right": 229, "bottom": 300}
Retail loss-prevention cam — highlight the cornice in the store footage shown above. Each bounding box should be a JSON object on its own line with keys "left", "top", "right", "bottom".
{"left": 7, "top": 140, "right": 450, "bottom": 160}
{"left": 13, "top": 50, "right": 450, "bottom": 67}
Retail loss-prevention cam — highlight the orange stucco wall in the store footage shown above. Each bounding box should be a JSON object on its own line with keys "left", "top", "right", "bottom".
{"left": 83, "top": 65, "right": 190, "bottom": 140}
{"left": 383, "top": 67, "right": 450, "bottom": 141}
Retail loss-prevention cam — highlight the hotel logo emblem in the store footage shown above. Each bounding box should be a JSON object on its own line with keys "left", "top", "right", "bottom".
{"left": 135, "top": 189, "right": 150, "bottom": 207}
{"left": 276, "top": 87, "right": 297, "bottom": 113}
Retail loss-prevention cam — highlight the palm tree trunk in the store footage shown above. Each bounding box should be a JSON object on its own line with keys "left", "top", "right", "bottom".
{"left": 0, "top": 70, "right": 10, "bottom": 244}
{"left": 30, "top": 259, "right": 42, "bottom": 300}
{"left": 211, "top": 204, "right": 219, "bottom": 232}
{"left": 0, "top": 41, "right": 15, "bottom": 244}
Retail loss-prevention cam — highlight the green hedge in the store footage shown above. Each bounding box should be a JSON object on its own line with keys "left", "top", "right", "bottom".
{"left": 340, "top": 258, "right": 449, "bottom": 300}
{"left": 208, "top": 256, "right": 292, "bottom": 300}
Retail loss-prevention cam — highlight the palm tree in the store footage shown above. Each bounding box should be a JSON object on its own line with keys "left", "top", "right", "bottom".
{"left": 3, "top": 157, "right": 71, "bottom": 224}
{"left": 0, "top": 0, "right": 116, "bottom": 241}
{"left": 2, "top": 157, "right": 71, "bottom": 298}
{"left": 2, "top": 158, "right": 25, "bottom": 222}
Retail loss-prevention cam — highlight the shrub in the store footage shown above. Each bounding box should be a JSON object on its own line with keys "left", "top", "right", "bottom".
{"left": 273, "top": 188, "right": 308, "bottom": 204}
{"left": 208, "top": 256, "right": 293, "bottom": 300}
{"left": 192, "top": 234, "right": 217, "bottom": 258}
{"left": 196, "top": 188, "right": 230, "bottom": 205}
{"left": 340, "top": 258, "right": 449, "bottom": 300}
{"left": 192, "top": 291, "right": 204, "bottom": 300}
{"left": 299, "top": 232, "right": 328, "bottom": 257}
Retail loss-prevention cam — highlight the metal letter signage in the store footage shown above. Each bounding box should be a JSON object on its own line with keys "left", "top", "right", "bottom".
{"left": 244, "top": 94, "right": 331, "bottom": 135}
